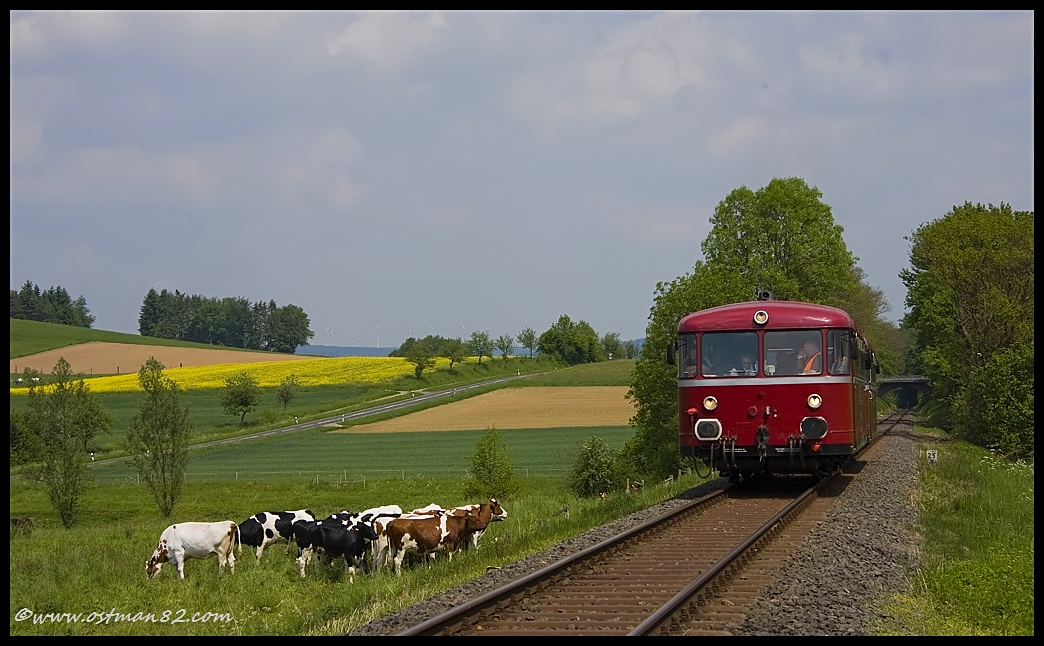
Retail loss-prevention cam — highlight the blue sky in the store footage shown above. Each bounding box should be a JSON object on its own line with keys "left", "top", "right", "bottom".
{"left": 10, "top": 11, "right": 1034, "bottom": 345}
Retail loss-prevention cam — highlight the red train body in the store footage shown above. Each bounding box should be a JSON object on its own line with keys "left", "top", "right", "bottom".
{"left": 672, "top": 297, "right": 878, "bottom": 481}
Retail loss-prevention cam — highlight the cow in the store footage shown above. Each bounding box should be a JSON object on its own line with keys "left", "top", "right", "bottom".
{"left": 146, "top": 521, "right": 239, "bottom": 580}
{"left": 292, "top": 515, "right": 379, "bottom": 582}
{"left": 410, "top": 498, "right": 508, "bottom": 552}
{"left": 237, "top": 509, "right": 314, "bottom": 560}
{"left": 385, "top": 508, "right": 486, "bottom": 576}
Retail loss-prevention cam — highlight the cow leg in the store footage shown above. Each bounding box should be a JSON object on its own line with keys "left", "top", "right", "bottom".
{"left": 255, "top": 543, "right": 264, "bottom": 561}
{"left": 296, "top": 548, "right": 312, "bottom": 578}
{"left": 227, "top": 549, "right": 235, "bottom": 575}
{"left": 174, "top": 554, "right": 186, "bottom": 580}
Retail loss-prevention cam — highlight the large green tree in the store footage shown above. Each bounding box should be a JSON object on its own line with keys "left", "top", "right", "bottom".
{"left": 17, "top": 357, "right": 112, "bottom": 528}
{"left": 125, "top": 358, "right": 192, "bottom": 518}
{"left": 901, "top": 201, "right": 1034, "bottom": 435}
{"left": 537, "top": 315, "right": 602, "bottom": 365}
{"left": 221, "top": 371, "right": 262, "bottom": 425}
{"left": 702, "top": 177, "right": 856, "bottom": 302}
{"left": 441, "top": 338, "right": 468, "bottom": 370}
{"left": 517, "top": 327, "right": 538, "bottom": 357}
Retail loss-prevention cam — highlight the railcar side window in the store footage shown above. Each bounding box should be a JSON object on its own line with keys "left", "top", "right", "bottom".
{"left": 700, "top": 332, "right": 758, "bottom": 377}
{"left": 679, "top": 334, "right": 699, "bottom": 378}
{"left": 828, "top": 330, "right": 852, "bottom": 375}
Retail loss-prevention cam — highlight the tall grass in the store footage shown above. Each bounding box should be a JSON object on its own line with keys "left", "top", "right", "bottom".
{"left": 871, "top": 432, "right": 1034, "bottom": 636}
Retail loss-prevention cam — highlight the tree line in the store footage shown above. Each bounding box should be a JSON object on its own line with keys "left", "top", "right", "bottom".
{"left": 10, "top": 281, "right": 95, "bottom": 328}
{"left": 389, "top": 322, "right": 640, "bottom": 378}
{"left": 137, "top": 288, "right": 314, "bottom": 353}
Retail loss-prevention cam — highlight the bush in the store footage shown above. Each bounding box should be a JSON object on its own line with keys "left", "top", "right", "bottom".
{"left": 956, "top": 343, "right": 1034, "bottom": 461}
{"left": 567, "top": 434, "right": 623, "bottom": 498}
{"left": 462, "top": 426, "right": 519, "bottom": 500}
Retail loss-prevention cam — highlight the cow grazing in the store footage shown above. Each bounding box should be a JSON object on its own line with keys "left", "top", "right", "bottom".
{"left": 408, "top": 499, "right": 507, "bottom": 551}
{"left": 385, "top": 508, "right": 486, "bottom": 575}
{"left": 146, "top": 521, "right": 239, "bottom": 580}
{"left": 293, "top": 516, "right": 378, "bottom": 582}
{"left": 237, "top": 509, "right": 314, "bottom": 560}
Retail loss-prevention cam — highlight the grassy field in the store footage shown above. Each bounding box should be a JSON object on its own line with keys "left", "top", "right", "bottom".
{"left": 9, "top": 470, "right": 704, "bottom": 636}
{"left": 10, "top": 318, "right": 284, "bottom": 360}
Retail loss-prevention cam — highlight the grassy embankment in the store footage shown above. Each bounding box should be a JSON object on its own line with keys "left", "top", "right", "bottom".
{"left": 870, "top": 431, "right": 1034, "bottom": 636}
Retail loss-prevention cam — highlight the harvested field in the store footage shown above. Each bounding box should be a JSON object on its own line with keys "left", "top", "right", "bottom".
{"left": 10, "top": 342, "right": 312, "bottom": 376}
{"left": 337, "top": 386, "right": 635, "bottom": 433}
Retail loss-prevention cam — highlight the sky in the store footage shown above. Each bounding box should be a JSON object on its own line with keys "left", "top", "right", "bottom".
{"left": 10, "top": 10, "right": 1034, "bottom": 346}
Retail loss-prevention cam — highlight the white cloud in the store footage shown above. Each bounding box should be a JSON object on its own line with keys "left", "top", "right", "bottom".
{"left": 325, "top": 11, "right": 448, "bottom": 68}
{"left": 711, "top": 117, "right": 768, "bottom": 156}
{"left": 512, "top": 11, "right": 711, "bottom": 121}
{"left": 799, "top": 32, "right": 911, "bottom": 103}
{"left": 10, "top": 11, "right": 128, "bottom": 59}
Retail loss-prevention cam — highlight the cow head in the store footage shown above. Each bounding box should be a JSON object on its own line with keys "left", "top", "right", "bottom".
{"left": 146, "top": 540, "right": 169, "bottom": 579}
{"left": 488, "top": 498, "right": 508, "bottom": 522}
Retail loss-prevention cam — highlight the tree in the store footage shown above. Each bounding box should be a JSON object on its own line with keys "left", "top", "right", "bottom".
{"left": 441, "top": 338, "right": 468, "bottom": 370}
{"left": 405, "top": 336, "right": 439, "bottom": 378}
{"left": 468, "top": 330, "right": 495, "bottom": 364}
{"left": 495, "top": 334, "right": 515, "bottom": 360}
{"left": 462, "top": 426, "right": 519, "bottom": 500}
{"left": 16, "top": 357, "right": 112, "bottom": 528}
{"left": 125, "top": 358, "right": 191, "bottom": 518}
{"left": 601, "top": 332, "right": 623, "bottom": 360}
{"left": 517, "top": 327, "right": 538, "bottom": 357}
{"left": 567, "top": 434, "right": 623, "bottom": 498}
{"left": 702, "top": 177, "right": 857, "bottom": 303}
{"left": 277, "top": 374, "right": 299, "bottom": 411}
{"left": 537, "top": 315, "right": 602, "bottom": 365}
{"left": 221, "top": 371, "right": 261, "bottom": 425}
{"left": 900, "top": 202, "right": 1034, "bottom": 435}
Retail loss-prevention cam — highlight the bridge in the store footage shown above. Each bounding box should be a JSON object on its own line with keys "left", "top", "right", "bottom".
{"left": 878, "top": 375, "right": 930, "bottom": 406}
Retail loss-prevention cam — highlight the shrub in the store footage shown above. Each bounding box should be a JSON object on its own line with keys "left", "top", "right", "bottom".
{"left": 462, "top": 426, "right": 519, "bottom": 500}
{"left": 567, "top": 434, "right": 623, "bottom": 498}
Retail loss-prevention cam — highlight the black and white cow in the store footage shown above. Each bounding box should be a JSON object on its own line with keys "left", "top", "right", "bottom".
{"left": 292, "top": 515, "right": 378, "bottom": 582}
{"left": 237, "top": 509, "right": 314, "bottom": 560}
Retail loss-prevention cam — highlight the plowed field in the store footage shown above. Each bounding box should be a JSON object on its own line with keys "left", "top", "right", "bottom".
{"left": 338, "top": 386, "right": 634, "bottom": 433}
{"left": 10, "top": 342, "right": 312, "bottom": 376}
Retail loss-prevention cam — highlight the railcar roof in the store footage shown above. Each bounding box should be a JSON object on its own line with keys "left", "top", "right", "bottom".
{"left": 678, "top": 300, "right": 855, "bottom": 332}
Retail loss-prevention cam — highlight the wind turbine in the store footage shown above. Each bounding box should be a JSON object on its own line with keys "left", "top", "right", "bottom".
{"left": 376, "top": 325, "right": 381, "bottom": 348}
{"left": 461, "top": 324, "right": 465, "bottom": 340}
{"left": 329, "top": 329, "right": 335, "bottom": 347}
{"left": 324, "top": 328, "right": 331, "bottom": 346}
{"left": 429, "top": 326, "right": 437, "bottom": 337}
{"left": 406, "top": 329, "right": 412, "bottom": 341}
{"left": 356, "top": 337, "right": 362, "bottom": 348}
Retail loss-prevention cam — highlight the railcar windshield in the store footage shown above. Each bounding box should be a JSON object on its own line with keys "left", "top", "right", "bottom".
{"left": 764, "top": 330, "right": 823, "bottom": 376}
{"left": 700, "top": 332, "right": 759, "bottom": 377}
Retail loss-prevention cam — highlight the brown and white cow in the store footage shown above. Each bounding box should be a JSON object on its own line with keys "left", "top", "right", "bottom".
{"left": 146, "top": 521, "right": 239, "bottom": 580}
{"left": 409, "top": 498, "right": 508, "bottom": 552}
{"left": 385, "top": 508, "right": 487, "bottom": 575}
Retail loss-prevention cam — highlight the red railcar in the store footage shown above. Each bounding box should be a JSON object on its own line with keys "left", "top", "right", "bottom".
{"left": 672, "top": 295, "right": 878, "bottom": 481}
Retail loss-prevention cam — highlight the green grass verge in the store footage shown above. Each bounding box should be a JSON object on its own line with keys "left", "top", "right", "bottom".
{"left": 870, "top": 431, "right": 1034, "bottom": 636}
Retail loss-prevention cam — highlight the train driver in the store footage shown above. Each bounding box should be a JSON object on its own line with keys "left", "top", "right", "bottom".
{"left": 798, "top": 339, "right": 823, "bottom": 374}
{"left": 683, "top": 344, "right": 700, "bottom": 377}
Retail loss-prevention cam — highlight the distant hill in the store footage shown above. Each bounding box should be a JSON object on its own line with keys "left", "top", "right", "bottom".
{"left": 297, "top": 338, "right": 645, "bottom": 359}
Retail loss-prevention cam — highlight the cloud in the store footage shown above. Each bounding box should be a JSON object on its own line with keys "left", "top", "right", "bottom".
{"left": 10, "top": 11, "right": 128, "bottom": 59}
{"left": 512, "top": 11, "right": 711, "bottom": 121}
{"left": 326, "top": 11, "right": 448, "bottom": 68}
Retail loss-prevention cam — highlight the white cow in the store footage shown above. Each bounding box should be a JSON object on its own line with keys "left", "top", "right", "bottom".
{"left": 146, "top": 521, "right": 239, "bottom": 580}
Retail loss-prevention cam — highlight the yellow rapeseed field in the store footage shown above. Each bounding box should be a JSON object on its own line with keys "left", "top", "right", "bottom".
{"left": 10, "top": 356, "right": 449, "bottom": 394}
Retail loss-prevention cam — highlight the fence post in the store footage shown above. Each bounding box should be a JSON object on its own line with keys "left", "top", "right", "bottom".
{"left": 236, "top": 472, "right": 238, "bottom": 483}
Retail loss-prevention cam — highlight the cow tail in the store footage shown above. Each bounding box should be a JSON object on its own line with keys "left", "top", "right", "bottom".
{"left": 234, "top": 523, "right": 242, "bottom": 557}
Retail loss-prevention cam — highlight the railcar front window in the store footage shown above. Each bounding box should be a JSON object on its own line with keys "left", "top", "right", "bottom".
{"left": 764, "top": 330, "right": 823, "bottom": 376}
{"left": 701, "top": 332, "right": 758, "bottom": 377}
{"left": 679, "top": 333, "right": 699, "bottom": 378}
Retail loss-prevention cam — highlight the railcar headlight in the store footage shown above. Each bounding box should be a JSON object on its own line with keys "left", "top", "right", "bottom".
{"left": 703, "top": 396, "right": 718, "bottom": 411}
{"left": 807, "top": 393, "right": 823, "bottom": 409}
{"left": 753, "top": 310, "right": 769, "bottom": 325}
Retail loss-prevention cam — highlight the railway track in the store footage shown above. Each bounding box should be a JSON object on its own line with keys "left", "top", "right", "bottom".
{"left": 396, "top": 410, "right": 914, "bottom": 636}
